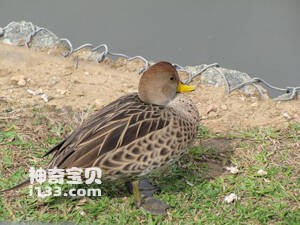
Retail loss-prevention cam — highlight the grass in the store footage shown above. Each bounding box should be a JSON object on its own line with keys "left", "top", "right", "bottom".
{"left": 0, "top": 105, "right": 299, "bottom": 224}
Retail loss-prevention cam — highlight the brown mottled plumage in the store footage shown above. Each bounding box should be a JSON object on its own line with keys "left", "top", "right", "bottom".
{"left": 45, "top": 93, "right": 199, "bottom": 181}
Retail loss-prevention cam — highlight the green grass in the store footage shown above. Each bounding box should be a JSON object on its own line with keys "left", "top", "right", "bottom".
{"left": 0, "top": 106, "right": 299, "bottom": 224}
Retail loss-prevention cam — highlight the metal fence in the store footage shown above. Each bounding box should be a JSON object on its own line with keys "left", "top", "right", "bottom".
{"left": 1, "top": 22, "right": 299, "bottom": 101}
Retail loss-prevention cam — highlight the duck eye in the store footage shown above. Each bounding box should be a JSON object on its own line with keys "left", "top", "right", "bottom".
{"left": 170, "top": 77, "right": 175, "bottom": 81}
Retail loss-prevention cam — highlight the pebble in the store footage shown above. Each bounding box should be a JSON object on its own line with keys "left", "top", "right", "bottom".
{"left": 40, "top": 93, "right": 51, "bottom": 102}
{"left": 282, "top": 112, "right": 291, "bottom": 120}
{"left": 208, "top": 111, "right": 218, "bottom": 119}
{"left": 17, "top": 79, "right": 27, "bottom": 86}
{"left": 257, "top": 169, "right": 267, "bottom": 176}
{"left": 26, "top": 89, "right": 52, "bottom": 102}
{"left": 224, "top": 193, "right": 240, "bottom": 204}
{"left": 27, "top": 89, "right": 43, "bottom": 96}
{"left": 49, "top": 77, "right": 59, "bottom": 86}
{"left": 220, "top": 104, "right": 228, "bottom": 111}
{"left": 56, "top": 89, "right": 67, "bottom": 95}
{"left": 225, "top": 166, "right": 239, "bottom": 174}
{"left": 185, "top": 180, "right": 194, "bottom": 186}
{"left": 94, "top": 99, "right": 103, "bottom": 106}
{"left": 11, "top": 75, "right": 26, "bottom": 86}
{"left": 251, "top": 102, "right": 258, "bottom": 107}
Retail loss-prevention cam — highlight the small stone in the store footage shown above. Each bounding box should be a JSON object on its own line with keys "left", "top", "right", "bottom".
{"left": 257, "top": 169, "right": 267, "bottom": 176}
{"left": 251, "top": 102, "right": 258, "bottom": 107}
{"left": 220, "top": 104, "right": 228, "bottom": 111}
{"left": 27, "top": 89, "right": 43, "bottom": 96}
{"left": 208, "top": 111, "right": 218, "bottom": 119}
{"left": 17, "top": 79, "right": 27, "bottom": 86}
{"left": 224, "top": 193, "right": 240, "bottom": 204}
{"left": 56, "top": 89, "right": 67, "bottom": 95}
{"left": 11, "top": 75, "right": 25, "bottom": 84}
{"left": 79, "top": 210, "right": 87, "bottom": 216}
{"left": 84, "top": 71, "right": 90, "bottom": 76}
{"left": 75, "top": 206, "right": 87, "bottom": 216}
{"left": 1, "top": 21, "right": 35, "bottom": 45}
{"left": 94, "top": 99, "right": 103, "bottom": 107}
{"left": 282, "top": 112, "right": 291, "bottom": 120}
{"left": 185, "top": 180, "right": 194, "bottom": 186}
{"left": 48, "top": 77, "right": 59, "bottom": 86}
{"left": 40, "top": 93, "right": 51, "bottom": 102}
{"left": 225, "top": 166, "right": 239, "bottom": 174}
{"left": 263, "top": 178, "right": 270, "bottom": 183}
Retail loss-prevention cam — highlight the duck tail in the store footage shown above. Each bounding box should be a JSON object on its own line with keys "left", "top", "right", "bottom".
{"left": 0, "top": 179, "right": 30, "bottom": 194}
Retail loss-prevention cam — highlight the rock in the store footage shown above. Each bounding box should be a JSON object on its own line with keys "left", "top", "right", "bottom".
{"left": 1, "top": 21, "right": 59, "bottom": 48}
{"left": 282, "top": 112, "right": 292, "bottom": 120}
{"left": 257, "top": 169, "right": 267, "bottom": 176}
{"left": 88, "top": 51, "right": 105, "bottom": 62}
{"left": 184, "top": 64, "right": 269, "bottom": 98}
{"left": 27, "top": 89, "right": 43, "bottom": 96}
{"left": 94, "top": 99, "right": 104, "bottom": 107}
{"left": 17, "top": 79, "right": 27, "bottom": 86}
{"left": 0, "top": 27, "right": 3, "bottom": 37}
{"left": 56, "top": 89, "right": 67, "bottom": 95}
{"left": 29, "top": 28, "right": 60, "bottom": 48}
{"left": 48, "top": 77, "right": 60, "bottom": 86}
{"left": 40, "top": 93, "right": 51, "bottom": 102}
{"left": 224, "top": 193, "right": 240, "bottom": 204}
{"left": 11, "top": 75, "right": 26, "bottom": 86}
{"left": 26, "top": 88, "right": 52, "bottom": 102}
{"left": 251, "top": 102, "right": 258, "bottom": 107}
{"left": 225, "top": 166, "right": 239, "bottom": 174}
{"left": 220, "top": 104, "right": 228, "bottom": 111}
{"left": 1, "top": 21, "right": 35, "bottom": 45}
{"left": 185, "top": 180, "right": 194, "bottom": 186}
{"left": 208, "top": 111, "right": 218, "bottom": 119}
{"left": 273, "top": 92, "right": 297, "bottom": 101}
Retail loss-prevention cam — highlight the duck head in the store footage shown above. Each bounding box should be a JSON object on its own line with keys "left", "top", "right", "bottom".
{"left": 138, "top": 61, "right": 195, "bottom": 106}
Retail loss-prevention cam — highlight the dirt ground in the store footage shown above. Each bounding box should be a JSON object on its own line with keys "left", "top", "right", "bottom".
{"left": 0, "top": 43, "right": 299, "bottom": 134}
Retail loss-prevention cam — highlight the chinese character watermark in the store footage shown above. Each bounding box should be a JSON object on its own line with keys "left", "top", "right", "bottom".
{"left": 28, "top": 167, "right": 102, "bottom": 197}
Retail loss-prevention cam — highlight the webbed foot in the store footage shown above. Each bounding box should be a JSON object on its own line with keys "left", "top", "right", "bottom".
{"left": 140, "top": 196, "right": 170, "bottom": 215}
{"left": 131, "top": 180, "right": 169, "bottom": 215}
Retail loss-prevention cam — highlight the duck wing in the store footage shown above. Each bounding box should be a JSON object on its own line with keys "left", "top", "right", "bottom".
{"left": 45, "top": 93, "right": 170, "bottom": 169}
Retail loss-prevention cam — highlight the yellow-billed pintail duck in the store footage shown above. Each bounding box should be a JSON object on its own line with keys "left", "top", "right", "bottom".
{"left": 2, "top": 61, "right": 200, "bottom": 215}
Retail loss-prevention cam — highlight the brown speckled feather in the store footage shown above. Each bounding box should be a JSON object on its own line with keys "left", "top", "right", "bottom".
{"left": 46, "top": 93, "right": 170, "bottom": 170}
{"left": 44, "top": 91, "right": 199, "bottom": 182}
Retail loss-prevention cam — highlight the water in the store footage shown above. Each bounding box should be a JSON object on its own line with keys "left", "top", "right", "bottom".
{"left": 1, "top": 0, "right": 299, "bottom": 95}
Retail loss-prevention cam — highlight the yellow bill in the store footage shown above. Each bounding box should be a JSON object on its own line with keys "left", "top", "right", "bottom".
{"left": 177, "top": 81, "right": 195, "bottom": 93}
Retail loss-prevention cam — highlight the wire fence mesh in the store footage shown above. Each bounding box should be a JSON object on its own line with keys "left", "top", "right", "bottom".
{"left": 1, "top": 22, "right": 299, "bottom": 101}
